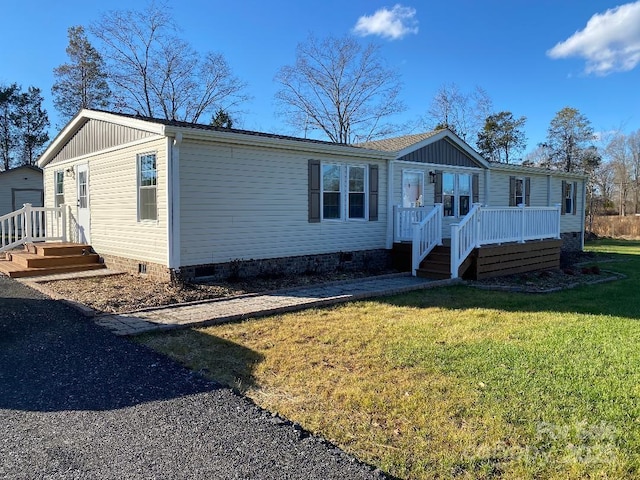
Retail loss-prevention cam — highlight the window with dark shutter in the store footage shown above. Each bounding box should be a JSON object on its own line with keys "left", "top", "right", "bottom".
{"left": 369, "top": 164, "right": 378, "bottom": 221}
{"left": 308, "top": 160, "right": 321, "bottom": 223}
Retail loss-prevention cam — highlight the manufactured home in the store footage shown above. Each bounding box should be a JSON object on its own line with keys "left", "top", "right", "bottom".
{"left": 0, "top": 110, "right": 586, "bottom": 280}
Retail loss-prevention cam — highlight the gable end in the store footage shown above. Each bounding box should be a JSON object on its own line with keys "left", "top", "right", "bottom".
{"left": 49, "top": 119, "right": 156, "bottom": 164}
{"left": 398, "top": 137, "right": 483, "bottom": 168}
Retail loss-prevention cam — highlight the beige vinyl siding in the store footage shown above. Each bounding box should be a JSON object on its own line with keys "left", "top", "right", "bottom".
{"left": 43, "top": 137, "right": 168, "bottom": 265}
{"left": 179, "top": 140, "right": 388, "bottom": 266}
{"left": 392, "top": 161, "right": 485, "bottom": 238}
{"left": 488, "top": 171, "right": 548, "bottom": 207}
{"left": 489, "top": 169, "right": 584, "bottom": 233}
{"left": 0, "top": 168, "right": 43, "bottom": 215}
{"left": 550, "top": 176, "right": 584, "bottom": 233}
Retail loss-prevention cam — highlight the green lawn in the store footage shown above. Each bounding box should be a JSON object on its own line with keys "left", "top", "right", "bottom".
{"left": 138, "top": 239, "right": 640, "bottom": 479}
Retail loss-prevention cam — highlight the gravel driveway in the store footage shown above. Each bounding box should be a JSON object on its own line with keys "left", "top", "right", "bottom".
{"left": 0, "top": 276, "right": 388, "bottom": 479}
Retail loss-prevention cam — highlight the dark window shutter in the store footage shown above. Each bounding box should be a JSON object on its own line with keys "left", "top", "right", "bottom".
{"left": 308, "top": 160, "right": 320, "bottom": 223}
{"left": 472, "top": 173, "right": 479, "bottom": 204}
{"left": 561, "top": 180, "right": 566, "bottom": 215}
{"left": 525, "top": 177, "right": 531, "bottom": 206}
{"left": 572, "top": 181, "right": 577, "bottom": 215}
{"left": 509, "top": 176, "right": 516, "bottom": 206}
{"left": 434, "top": 170, "right": 443, "bottom": 203}
{"left": 369, "top": 164, "right": 379, "bottom": 221}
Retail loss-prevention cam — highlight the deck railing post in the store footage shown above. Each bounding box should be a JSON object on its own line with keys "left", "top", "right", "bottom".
{"left": 23, "top": 203, "right": 32, "bottom": 243}
{"left": 61, "top": 204, "right": 68, "bottom": 242}
{"left": 450, "top": 223, "right": 460, "bottom": 279}
{"left": 519, "top": 203, "right": 526, "bottom": 243}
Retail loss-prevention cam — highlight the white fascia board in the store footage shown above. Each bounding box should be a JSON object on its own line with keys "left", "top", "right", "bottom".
{"left": 37, "top": 109, "right": 166, "bottom": 169}
{"left": 489, "top": 162, "right": 588, "bottom": 180}
{"left": 163, "top": 126, "right": 394, "bottom": 162}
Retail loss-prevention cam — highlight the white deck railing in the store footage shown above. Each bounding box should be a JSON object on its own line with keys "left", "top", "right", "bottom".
{"left": 394, "top": 206, "right": 433, "bottom": 242}
{"left": 478, "top": 205, "right": 561, "bottom": 245}
{"left": 411, "top": 204, "right": 443, "bottom": 275}
{"left": 396, "top": 204, "right": 562, "bottom": 278}
{"left": 0, "top": 204, "right": 66, "bottom": 252}
{"left": 450, "top": 204, "right": 482, "bottom": 279}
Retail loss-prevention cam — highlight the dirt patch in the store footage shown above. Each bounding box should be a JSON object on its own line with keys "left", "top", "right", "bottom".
{"left": 38, "top": 251, "right": 622, "bottom": 313}
{"left": 40, "top": 270, "right": 399, "bottom": 314}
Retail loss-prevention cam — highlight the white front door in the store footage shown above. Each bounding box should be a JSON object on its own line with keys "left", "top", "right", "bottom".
{"left": 76, "top": 164, "right": 91, "bottom": 244}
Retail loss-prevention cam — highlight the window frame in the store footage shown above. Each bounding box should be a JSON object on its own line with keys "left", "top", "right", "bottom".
{"left": 442, "top": 172, "right": 473, "bottom": 218}
{"left": 320, "top": 162, "right": 369, "bottom": 222}
{"left": 54, "top": 170, "right": 64, "bottom": 208}
{"left": 137, "top": 152, "right": 158, "bottom": 222}
{"left": 401, "top": 170, "right": 425, "bottom": 207}
{"left": 564, "top": 181, "right": 574, "bottom": 214}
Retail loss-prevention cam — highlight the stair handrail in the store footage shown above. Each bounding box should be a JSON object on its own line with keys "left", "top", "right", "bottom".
{"left": 1, "top": 204, "right": 66, "bottom": 253}
{"left": 411, "top": 203, "right": 443, "bottom": 276}
{"left": 450, "top": 203, "right": 482, "bottom": 279}
{"left": 0, "top": 206, "right": 27, "bottom": 252}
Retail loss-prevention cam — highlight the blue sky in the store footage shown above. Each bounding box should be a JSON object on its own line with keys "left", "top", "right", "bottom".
{"left": 2, "top": 1, "right": 639, "bottom": 155}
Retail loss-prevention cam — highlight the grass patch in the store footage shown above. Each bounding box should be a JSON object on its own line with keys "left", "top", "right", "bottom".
{"left": 138, "top": 239, "right": 640, "bottom": 479}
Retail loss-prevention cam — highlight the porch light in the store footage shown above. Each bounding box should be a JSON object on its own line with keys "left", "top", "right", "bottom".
{"left": 428, "top": 171, "right": 436, "bottom": 183}
{"left": 65, "top": 167, "right": 75, "bottom": 178}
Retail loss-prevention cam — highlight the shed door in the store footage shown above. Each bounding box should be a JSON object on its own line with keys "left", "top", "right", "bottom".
{"left": 76, "top": 164, "right": 91, "bottom": 244}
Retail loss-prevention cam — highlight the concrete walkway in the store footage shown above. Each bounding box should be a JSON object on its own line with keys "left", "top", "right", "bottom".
{"left": 53, "top": 273, "right": 455, "bottom": 336}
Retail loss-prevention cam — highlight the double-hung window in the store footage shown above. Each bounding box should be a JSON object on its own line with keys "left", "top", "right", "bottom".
{"left": 564, "top": 181, "right": 575, "bottom": 214}
{"left": 348, "top": 166, "right": 366, "bottom": 219}
{"left": 322, "top": 164, "right": 341, "bottom": 219}
{"left": 54, "top": 170, "right": 64, "bottom": 208}
{"left": 321, "top": 163, "right": 367, "bottom": 221}
{"left": 138, "top": 153, "right": 157, "bottom": 221}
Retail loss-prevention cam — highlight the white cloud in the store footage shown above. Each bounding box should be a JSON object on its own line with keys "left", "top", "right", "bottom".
{"left": 353, "top": 4, "right": 418, "bottom": 40}
{"left": 547, "top": 1, "right": 640, "bottom": 75}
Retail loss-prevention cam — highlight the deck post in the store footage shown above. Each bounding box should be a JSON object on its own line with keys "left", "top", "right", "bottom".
{"left": 555, "top": 203, "right": 561, "bottom": 239}
{"left": 519, "top": 203, "right": 526, "bottom": 243}
{"left": 61, "top": 204, "right": 68, "bottom": 242}
{"left": 23, "top": 203, "right": 32, "bottom": 243}
{"left": 450, "top": 223, "right": 460, "bottom": 279}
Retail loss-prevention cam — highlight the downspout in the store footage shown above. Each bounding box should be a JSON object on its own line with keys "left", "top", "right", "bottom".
{"left": 546, "top": 174, "right": 551, "bottom": 206}
{"left": 386, "top": 158, "right": 394, "bottom": 249}
{"left": 167, "top": 132, "right": 182, "bottom": 272}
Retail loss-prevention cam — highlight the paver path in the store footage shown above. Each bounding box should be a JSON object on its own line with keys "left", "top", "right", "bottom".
{"left": 93, "top": 274, "right": 450, "bottom": 336}
{"left": 0, "top": 275, "right": 387, "bottom": 479}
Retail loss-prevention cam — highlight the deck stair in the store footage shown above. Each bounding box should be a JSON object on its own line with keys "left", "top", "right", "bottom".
{"left": 415, "top": 244, "right": 474, "bottom": 280}
{"left": 0, "top": 242, "right": 106, "bottom": 278}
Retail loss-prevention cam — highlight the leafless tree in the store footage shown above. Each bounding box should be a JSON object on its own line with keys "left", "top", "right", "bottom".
{"left": 425, "top": 83, "right": 492, "bottom": 142}
{"left": 274, "top": 35, "right": 405, "bottom": 144}
{"left": 90, "top": 2, "right": 248, "bottom": 123}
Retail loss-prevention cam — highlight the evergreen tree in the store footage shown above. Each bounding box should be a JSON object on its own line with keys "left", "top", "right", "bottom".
{"left": 211, "top": 109, "right": 234, "bottom": 128}
{"left": 477, "top": 111, "right": 527, "bottom": 164}
{"left": 14, "top": 87, "right": 50, "bottom": 166}
{"left": 52, "top": 26, "right": 111, "bottom": 122}
{"left": 0, "top": 84, "right": 19, "bottom": 171}
{"left": 542, "top": 107, "right": 597, "bottom": 173}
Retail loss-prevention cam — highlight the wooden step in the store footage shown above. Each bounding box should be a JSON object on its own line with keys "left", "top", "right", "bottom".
{"left": 25, "top": 242, "right": 93, "bottom": 257}
{"left": 8, "top": 252, "right": 101, "bottom": 269}
{"left": 0, "top": 260, "right": 106, "bottom": 278}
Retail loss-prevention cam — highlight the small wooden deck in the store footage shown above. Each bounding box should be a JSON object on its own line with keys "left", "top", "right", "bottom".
{"left": 393, "top": 239, "right": 562, "bottom": 280}
{"left": 0, "top": 242, "right": 106, "bottom": 278}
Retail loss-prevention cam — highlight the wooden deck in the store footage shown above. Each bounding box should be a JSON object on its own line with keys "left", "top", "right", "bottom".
{"left": 393, "top": 238, "right": 562, "bottom": 280}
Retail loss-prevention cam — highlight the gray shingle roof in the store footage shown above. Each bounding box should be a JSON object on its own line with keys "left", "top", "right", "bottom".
{"left": 355, "top": 130, "right": 444, "bottom": 152}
